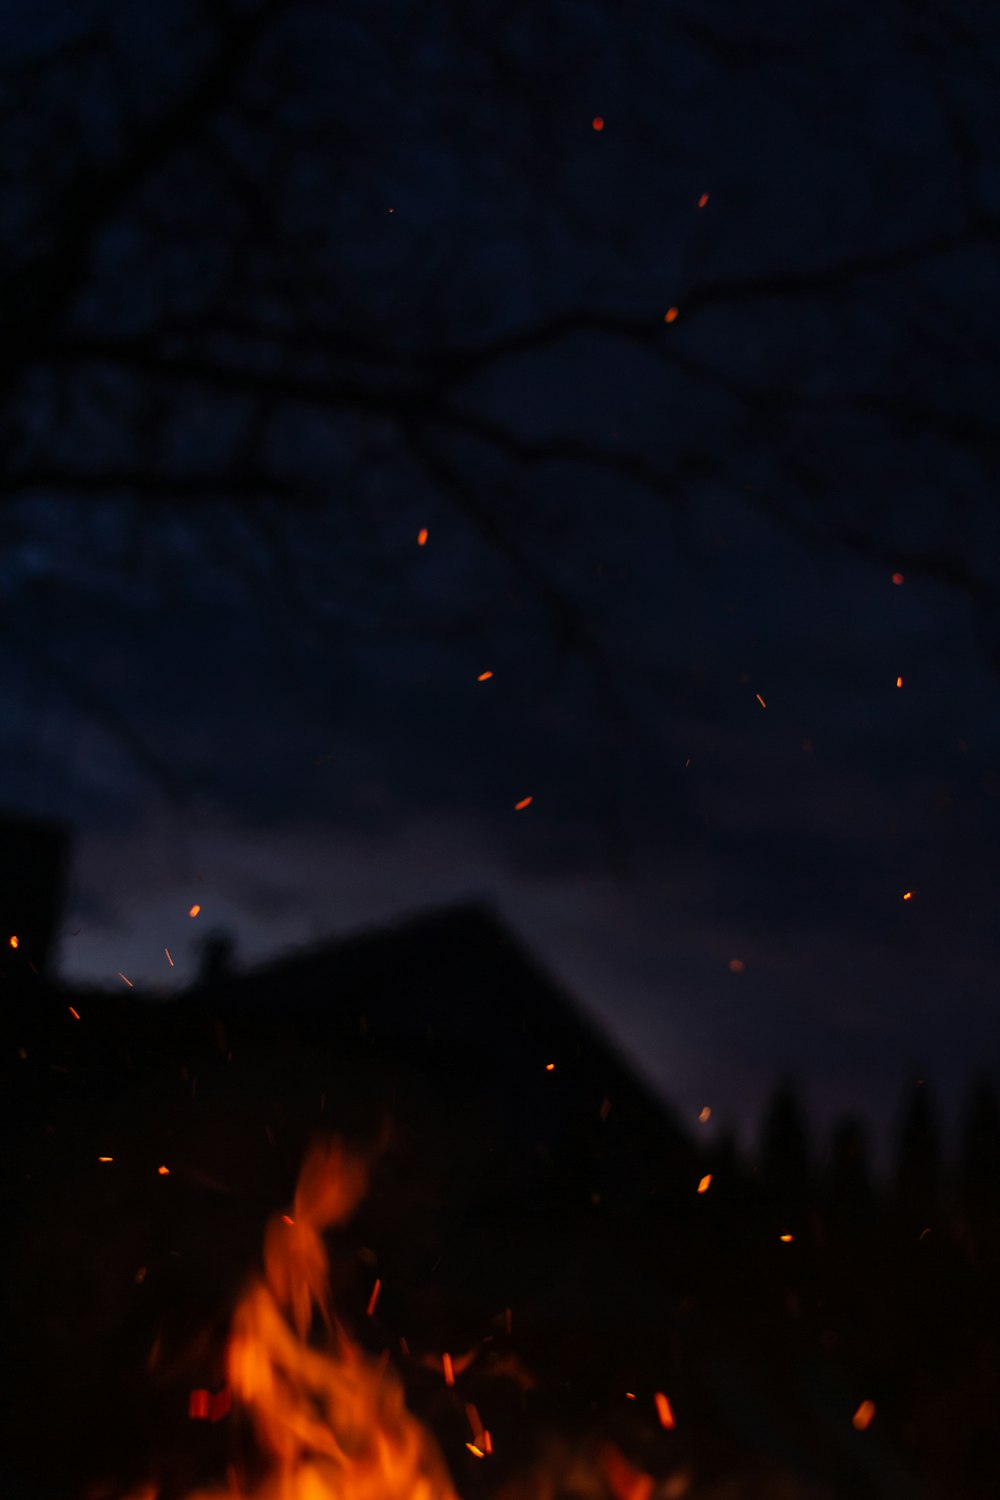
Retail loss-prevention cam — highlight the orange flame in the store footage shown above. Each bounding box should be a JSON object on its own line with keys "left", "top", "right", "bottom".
{"left": 130, "top": 1139, "right": 459, "bottom": 1500}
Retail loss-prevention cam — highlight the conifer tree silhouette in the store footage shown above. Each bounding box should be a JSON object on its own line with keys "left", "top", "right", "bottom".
{"left": 825, "top": 1116, "right": 873, "bottom": 1235}
{"left": 894, "top": 1080, "right": 941, "bottom": 1228}
{"left": 759, "top": 1080, "right": 810, "bottom": 1221}
{"left": 959, "top": 1075, "right": 1000, "bottom": 1251}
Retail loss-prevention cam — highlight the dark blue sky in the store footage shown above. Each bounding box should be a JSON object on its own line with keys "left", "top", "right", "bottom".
{"left": 2, "top": 0, "right": 998, "bottom": 1160}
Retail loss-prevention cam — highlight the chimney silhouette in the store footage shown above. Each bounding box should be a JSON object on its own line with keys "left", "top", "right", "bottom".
{"left": 0, "top": 811, "right": 70, "bottom": 979}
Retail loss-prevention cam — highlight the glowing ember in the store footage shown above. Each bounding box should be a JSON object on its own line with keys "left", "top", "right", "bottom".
{"left": 366, "top": 1278, "right": 381, "bottom": 1317}
{"left": 98, "top": 1156, "right": 114, "bottom": 1163}
{"left": 698, "top": 1106, "right": 711, "bottom": 1123}
{"left": 417, "top": 528, "right": 429, "bottom": 546}
{"left": 852, "top": 1399, "right": 876, "bottom": 1431}
{"left": 697, "top": 1174, "right": 712, "bottom": 1194}
{"left": 779, "top": 1233, "right": 794, "bottom": 1243}
{"left": 157, "top": 1165, "right": 170, "bottom": 1176}
{"left": 892, "top": 571, "right": 904, "bottom": 585}
{"left": 896, "top": 676, "right": 903, "bottom": 688}
{"left": 664, "top": 307, "right": 679, "bottom": 324}
{"left": 477, "top": 671, "right": 493, "bottom": 681}
{"left": 592, "top": 116, "right": 605, "bottom": 131}
{"left": 8, "top": 934, "right": 18, "bottom": 948}
{"left": 442, "top": 1352, "right": 455, "bottom": 1387}
{"left": 728, "top": 959, "right": 745, "bottom": 974}
{"left": 654, "top": 1391, "right": 676, "bottom": 1429}
{"left": 165, "top": 948, "right": 174, "bottom": 966}
{"left": 514, "top": 796, "right": 533, "bottom": 810}
{"left": 545, "top": 1062, "right": 556, "bottom": 1072}
{"left": 697, "top": 192, "right": 709, "bottom": 207}
{"left": 755, "top": 692, "right": 766, "bottom": 708}
{"left": 68, "top": 1006, "right": 80, "bottom": 1020}
{"left": 902, "top": 891, "right": 913, "bottom": 901}
{"left": 189, "top": 904, "right": 201, "bottom": 918}
{"left": 119, "top": 972, "right": 134, "bottom": 987}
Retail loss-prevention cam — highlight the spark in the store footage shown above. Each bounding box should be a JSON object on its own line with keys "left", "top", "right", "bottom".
{"left": 8, "top": 935, "right": 18, "bottom": 948}
{"left": 477, "top": 671, "right": 493, "bottom": 681}
{"left": 281, "top": 1214, "right": 295, "bottom": 1226}
{"left": 654, "top": 1392, "right": 676, "bottom": 1429}
{"left": 545, "top": 1062, "right": 556, "bottom": 1071}
{"left": 514, "top": 796, "right": 533, "bottom": 810}
{"left": 165, "top": 948, "right": 174, "bottom": 966}
{"left": 852, "top": 1400, "right": 876, "bottom": 1431}
{"left": 118, "top": 972, "right": 133, "bottom": 987}
{"left": 466, "top": 1444, "right": 485, "bottom": 1459}
{"left": 189, "top": 904, "right": 201, "bottom": 918}
{"left": 698, "top": 1106, "right": 712, "bottom": 1123}
{"left": 755, "top": 692, "right": 766, "bottom": 708}
{"left": 728, "top": 959, "right": 745, "bottom": 974}
{"left": 892, "top": 571, "right": 904, "bottom": 585}
{"left": 366, "top": 1278, "right": 382, "bottom": 1316}
{"left": 484, "top": 1431, "right": 493, "bottom": 1455}
{"left": 157, "top": 1165, "right": 170, "bottom": 1176}
{"left": 68, "top": 1006, "right": 80, "bottom": 1020}
{"left": 443, "top": 1352, "right": 455, "bottom": 1386}
{"left": 417, "top": 528, "right": 429, "bottom": 546}
{"left": 903, "top": 891, "right": 913, "bottom": 901}
{"left": 664, "top": 306, "right": 679, "bottom": 323}
{"left": 698, "top": 192, "right": 710, "bottom": 207}
{"left": 896, "top": 676, "right": 903, "bottom": 688}
{"left": 625, "top": 1392, "right": 636, "bottom": 1400}
{"left": 592, "top": 116, "right": 605, "bottom": 131}
{"left": 780, "top": 1232, "right": 794, "bottom": 1243}
{"left": 98, "top": 1156, "right": 114, "bottom": 1163}
{"left": 697, "top": 1174, "right": 712, "bottom": 1194}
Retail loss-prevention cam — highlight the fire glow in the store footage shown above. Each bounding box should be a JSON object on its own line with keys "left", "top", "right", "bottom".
{"left": 126, "top": 1139, "right": 459, "bottom": 1500}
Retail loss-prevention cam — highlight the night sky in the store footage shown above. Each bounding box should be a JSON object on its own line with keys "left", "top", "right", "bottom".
{"left": 2, "top": 0, "right": 999, "bottom": 1159}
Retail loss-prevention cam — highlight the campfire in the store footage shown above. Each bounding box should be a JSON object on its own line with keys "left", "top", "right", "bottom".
{"left": 124, "top": 1138, "right": 460, "bottom": 1500}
